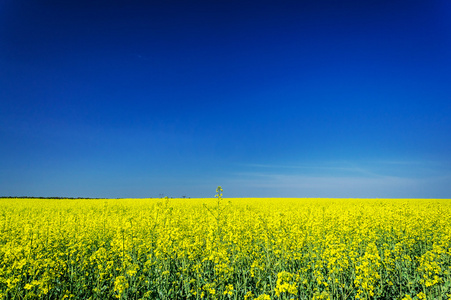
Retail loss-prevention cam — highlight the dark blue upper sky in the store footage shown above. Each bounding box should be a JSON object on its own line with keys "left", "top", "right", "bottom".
{"left": 1, "top": 0, "right": 451, "bottom": 198}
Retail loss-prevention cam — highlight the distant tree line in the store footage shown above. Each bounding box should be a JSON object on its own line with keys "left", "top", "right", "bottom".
{"left": 0, "top": 196, "right": 105, "bottom": 199}
{"left": 0, "top": 196, "right": 191, "bottom": 199}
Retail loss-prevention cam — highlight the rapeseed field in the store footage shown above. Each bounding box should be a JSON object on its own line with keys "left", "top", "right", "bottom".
{"left": 1, "top": 193, "right": 450, "bottom": 299}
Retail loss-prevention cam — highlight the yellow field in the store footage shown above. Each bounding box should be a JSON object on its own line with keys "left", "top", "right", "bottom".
{"left": 1, "top": 197, "right": 450, "bottom": 299}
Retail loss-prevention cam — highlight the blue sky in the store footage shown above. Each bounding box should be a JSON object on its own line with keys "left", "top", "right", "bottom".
{"left": 1, "top": 0, "right": 451, "bottom": 198}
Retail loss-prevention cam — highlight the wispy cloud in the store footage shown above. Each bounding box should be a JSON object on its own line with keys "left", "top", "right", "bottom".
{"left": 222, "top": 172, "right": 451, "bottom": 198}
{"left": 241, "top": 159, "right": 444, "bottom": 169}
{"left": 225, "top": 160, "right": 451, "bottom": 198}
{"left": 240, "top": 159, "right": 451, "bottom": 178}
{"left": 238, "top": 162, "right": 384, "bottom": 180}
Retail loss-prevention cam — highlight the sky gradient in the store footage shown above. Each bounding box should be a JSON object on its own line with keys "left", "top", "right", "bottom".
{"left": 1, "top": 0, "right": 451, "bottom": 198}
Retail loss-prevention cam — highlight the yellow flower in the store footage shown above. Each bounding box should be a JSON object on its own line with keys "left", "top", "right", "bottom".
{"left": 114, "top": 276, "right": 129, "bottom": 296}
{"left": 417, "top": 292, "right": 426, "bottom": 299}
{"left": 244, "top": 291, "right": 254, "bottom": 300}
{"left": 223, "top": 284, "right": 234, "bottom": 296}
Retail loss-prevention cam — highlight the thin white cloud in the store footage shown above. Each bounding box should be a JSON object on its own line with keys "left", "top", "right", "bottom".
{"left": 239, "top": 162, "right": 385, "bottom": 178}
{"left": 222, "top": 171, "right": 451, "bottom": 198}
{"left": 241, "top": 159, "right": 444, "bottom": 169}
{"left": 240, "top": 159, "right": 451, "bottom": 178}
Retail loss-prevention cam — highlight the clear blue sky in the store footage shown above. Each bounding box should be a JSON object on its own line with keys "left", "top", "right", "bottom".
{"left": 1, "top": 0, "right": 451, "bottom": 198}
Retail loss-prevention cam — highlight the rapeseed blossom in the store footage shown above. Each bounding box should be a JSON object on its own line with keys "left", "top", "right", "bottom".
{"left": 0, "top": 197, "right": 450, "bottom": 299}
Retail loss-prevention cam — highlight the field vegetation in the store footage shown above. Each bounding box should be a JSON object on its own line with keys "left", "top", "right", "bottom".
{"left": 1, "top": 191, "right": 450, "bottom": 299}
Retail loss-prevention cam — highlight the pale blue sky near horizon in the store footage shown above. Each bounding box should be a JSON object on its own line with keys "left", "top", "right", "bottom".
{"left": 1, "top": 0, "right": 451, "bottom": 198}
